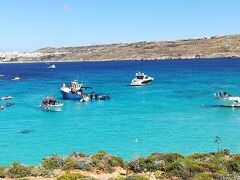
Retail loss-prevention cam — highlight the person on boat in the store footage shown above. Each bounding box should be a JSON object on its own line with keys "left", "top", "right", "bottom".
{"left": 6, "top": 102, "right": 14, "bottom": 106}
{"left": 90, "top": 92, "right": 98, "bottom": 100}
{"left": 218, "top": 92, "right": 223, "bottom": 98}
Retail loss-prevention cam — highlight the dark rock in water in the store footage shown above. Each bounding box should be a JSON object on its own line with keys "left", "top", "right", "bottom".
{"left": 19, "top": 129, "right": 33, "bottom": 134}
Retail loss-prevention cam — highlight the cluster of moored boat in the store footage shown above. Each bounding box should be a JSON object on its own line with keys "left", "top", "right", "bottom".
{"left": 41, "top": 72, "right": 153, "bottom": 112}
{"left": 1, "top": 71, "right": 154, "bottom": 112}
{"left": 0, "top": 96, "right": 14, "bottom": 110}
{"left": 2, "top": 70, "right": 237, "bottom": 111}
{"left": 38, "top": 80, "right": 111, "bottom": 112}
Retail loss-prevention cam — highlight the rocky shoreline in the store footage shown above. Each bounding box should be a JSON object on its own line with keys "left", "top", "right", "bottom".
{"left": 1, "top": 150, "right": 240, "bottom": 180}
{"left": 1, "top": 34, "right": 240, "bottom": 63}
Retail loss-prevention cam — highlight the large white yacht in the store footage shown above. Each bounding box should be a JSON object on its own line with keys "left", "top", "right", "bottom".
{"left": 215, "top": 91, "right": 240, "bottom": 107}
{"left": 131, "top": 72, "right": 154, "bottom": 86}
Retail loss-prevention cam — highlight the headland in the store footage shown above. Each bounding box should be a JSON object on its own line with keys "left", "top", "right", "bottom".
{"left": 1, "top": 34, "right": 240, "bottom": 63}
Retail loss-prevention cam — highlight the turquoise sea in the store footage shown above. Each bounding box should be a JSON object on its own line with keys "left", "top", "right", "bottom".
{"left": 1, "top": 58, "right": 240, "bottom": 165}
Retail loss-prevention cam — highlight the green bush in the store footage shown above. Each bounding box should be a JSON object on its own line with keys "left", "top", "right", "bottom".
{"left": 42, "top": 155, "right": 64, "bottom": 170}
{"left": 63, "top": 158, "right": 77, "bottom": 170}
{"left": 193, "top": 172, "right": 213, "bottom": 180}
{"left": 31, "top": 166, "right": 52, "bottom": 177}
{"left": 0, "top": 166, "right": 6, "bottom": 178}
{"left": 226, "top": 157, "right": 240, "bottom": 173}
{"left": 110, "top": 176, "right": 126, "bottom": 180}
{"left": 91, "top": 150, "right": 107, "bottom": 162}
{"left": 187, "top": 153, "right": 212, "bottom": 162}
{"left": 149, "top": 153, "right": 184, "bottom": 163}
{"left": 110, "top": 156, "right": 125, "bottom": 168}
{"left": 7, "top": 162, "right": 31, "bottom": 178}
{"left": 126, "top": 175, "right": 149, "bottom": 180}
{"left": 154, "top": 170, "right": 165, "bottom": 179}
{"left": 57, "top": 172, "right": 89, "bottom": 180}
{"left": 167, "top": 158, "right": 207, "bottom": 178}
{"left": 75, "top": 157, "right": 95, "bottom": 171}
{"left": 128, "top": 157, "right": 146, "bottom": 173}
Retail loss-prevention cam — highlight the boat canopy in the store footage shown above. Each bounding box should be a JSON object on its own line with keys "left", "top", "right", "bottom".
{"left": 43, "top": 97, "right": 57, "bottom": 101}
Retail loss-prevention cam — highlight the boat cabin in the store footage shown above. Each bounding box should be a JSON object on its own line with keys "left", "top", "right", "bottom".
{"left": 42, "top": 97, "right": 60, "bottom": 105}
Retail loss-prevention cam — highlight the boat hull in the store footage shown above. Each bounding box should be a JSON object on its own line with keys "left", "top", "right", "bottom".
{"left": 131, "top": 79, "right": 153, "bottom": 86}
{"left": 61, "top": 90, "right": 83, "bottom": 100}
{"left": 40, "top": 105, "right": 63, "bottom": 112}
{"left": 217, "top": 99, "right": 240, "bottom": 107}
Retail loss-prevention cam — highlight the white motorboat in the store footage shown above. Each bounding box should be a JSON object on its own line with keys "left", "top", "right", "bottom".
{"left": 47, "top": 64, "right": 56, "bottom": 69}
{"left": 39, "top": 97, "right": 63, "bottom": 112}
{"left": 215, "top": 91, "right": 240, "bottom": 107}
{"left": 11, "top": 77, "right": 21, "bottom": 81}
{"left": 1, "top": 96, "right": 13, "bottom": 100}
{"left": 0, "top": 74, "right": 4, "bottom": 77}
{"left": 131, "top": 72, "right": 154, "bottom": 86}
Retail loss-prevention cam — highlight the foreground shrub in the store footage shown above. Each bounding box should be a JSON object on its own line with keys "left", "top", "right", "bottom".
{"left": 193, "top": 172, "right": 213, "bottom": 180}
{"left": 110, "top": 176, "right": 126, "bottom": 180}
{"left": 91, "top": 151, "right": 125, "bottom": 173}
{"left": 92, "top": 150, "right": 107, "bottom": 162}
{"left": 167, "top": 158, "right": 209, "bottom": 179}
{"left": 6, "top": 162, "right": 31, "bottom": 178}
{"left": 31, "top": 165, "right": 52, "bottom": 177}
{"left": 63, "top": 158, "right": 77, "bottom": 170}
{"left": 126, "top": 175, "right": 149, "bottom": 180}
{"left": 226, "top": 157, "right": 240, "bottom": 173}
{"left": 57, "top": 172, "right": 91, "bottom": 180}
{"left": 42, "top": 155, "right": 64, "bottom": 170}
{"left": 128, "top": 157, "right": 146, "bottom": 173}
{"left": 187, "top": 153, "right": 212, "bottom": 163}
{"left": 0, "top": 166, "right": 6, "bottom": 178}
{"left": 128, "top": 155, "right": 170, "bottom": 173}
{"left": 109, "top": 156, "right": 125, "bottom": 168}
{"left": 149, "top": 153, "right": 184, "bottom": 163}
{"left": 75, "top": 157, "right": 95, "bottom": 171}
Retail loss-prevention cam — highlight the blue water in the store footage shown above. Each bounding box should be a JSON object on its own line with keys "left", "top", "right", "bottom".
{"left": 1, "top": 58, "right": 240, "bottom": 165}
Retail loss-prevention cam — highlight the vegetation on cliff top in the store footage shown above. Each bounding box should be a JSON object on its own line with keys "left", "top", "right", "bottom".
{"left": 1, "top": 149, "right": 240, "bottom": 179}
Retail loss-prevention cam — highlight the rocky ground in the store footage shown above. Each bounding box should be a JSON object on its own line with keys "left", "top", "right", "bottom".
{"left": 1, "top": 34, "right": 240, "bottom": 63}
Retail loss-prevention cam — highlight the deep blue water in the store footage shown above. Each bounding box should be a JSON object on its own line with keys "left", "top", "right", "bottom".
{"left": 1, "top": 58, "right": 240, "bottom": 165}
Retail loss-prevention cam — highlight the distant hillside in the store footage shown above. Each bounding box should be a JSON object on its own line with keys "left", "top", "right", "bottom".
{"left": 1, "top": 34, "right": 240, "bottom": 62}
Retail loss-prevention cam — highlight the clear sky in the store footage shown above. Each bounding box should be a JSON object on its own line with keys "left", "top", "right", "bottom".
{"left": 0, "top": 0, "right": 239, "bottom": 51}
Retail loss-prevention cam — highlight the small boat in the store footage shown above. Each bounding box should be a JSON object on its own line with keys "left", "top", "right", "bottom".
{"left": 1, "top": 96, "right": 13, "bottom": 100}
{"left": 47, "top": 64, "right": 56, "bottom": 69}
{"left": 0, "top": 105, "right": 4, "bottom": 110}
{"left": 215, "top": 91, "right": 240, "bottom": 107}
{"left": 0, "top": 74, "right": 4, "bottom": 77}
{"left": 131, "top": 72, "right": 154, "bottom": 86}
{"left": 90, "top": 92, "right": 111, "bottom": 101}
{"left": 60, "top": 80, "right": 92, "bottom": 100}
{"left": 11, "top": 77, "right": 21, "bottom": 81}
{"left": 39, "top": 97, "right": 63, "bottom": 112}
{"left": 6, "top": 102, "right": 14, "bottom": 107}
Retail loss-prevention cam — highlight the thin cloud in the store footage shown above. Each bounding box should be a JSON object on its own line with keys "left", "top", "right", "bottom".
{"left": 63, "top": 4, "right": 71, "bottom": 12}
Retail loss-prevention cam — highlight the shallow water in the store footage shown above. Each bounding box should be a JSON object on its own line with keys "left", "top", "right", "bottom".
{"left": 1, "top": 58, "right": 240, "bottom": 165}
